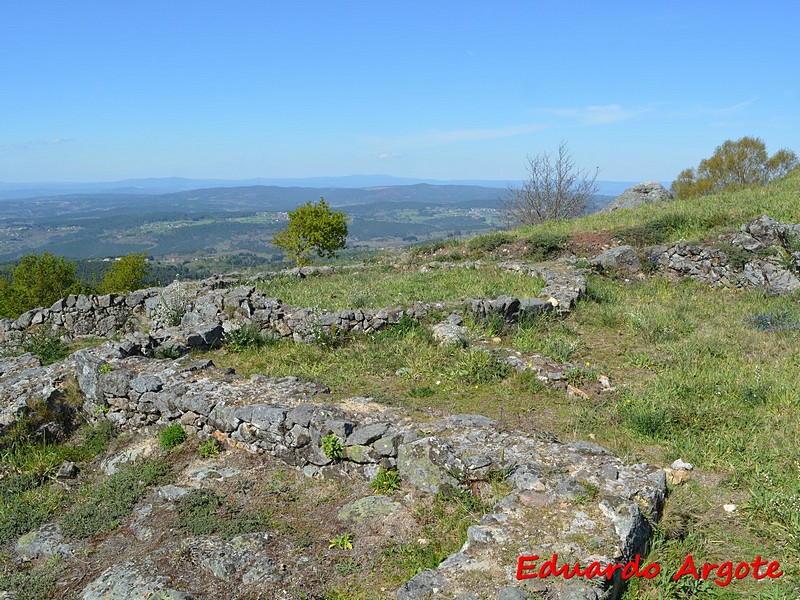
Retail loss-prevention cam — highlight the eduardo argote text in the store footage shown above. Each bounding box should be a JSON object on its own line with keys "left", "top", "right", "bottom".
{"left": 517, "top": 553, "right": 783, "bottom": 587}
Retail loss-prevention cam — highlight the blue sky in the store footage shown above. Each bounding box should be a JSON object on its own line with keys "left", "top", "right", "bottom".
{"left": 1, "top": 1, "right": 798, "bottom": 183}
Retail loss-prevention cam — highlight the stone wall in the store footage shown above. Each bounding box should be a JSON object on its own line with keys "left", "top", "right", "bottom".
{"left": 589, "top": 216, "right": 800, "bottom": 294}
{"left": 0, "top": 340, "right": 664, "bottom": 599}
{"left": 0, "top": 262, "right": 586, "bottom": 354}
{"left": 0, "top": 258, "right": 665, "bottom": 599}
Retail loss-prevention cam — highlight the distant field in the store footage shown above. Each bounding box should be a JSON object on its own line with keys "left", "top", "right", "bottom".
{"left": 256, "top": 265, "right": 545, "bottom": 310}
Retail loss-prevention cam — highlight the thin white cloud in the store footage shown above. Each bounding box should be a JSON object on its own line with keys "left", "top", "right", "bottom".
{"left": 0, "top": 137, "right": 74, "bottom": 151}
{"left": 708, "top": 97, "right": 759, "bottom": 115}
{"left": 377, "top": 152, "right": 401, "bottom": 160}
{"left": 550, "top": 104, "right": 649, "bottom": 125}
{"left": 362, "top": 123, "right": 546, "bottom": 148}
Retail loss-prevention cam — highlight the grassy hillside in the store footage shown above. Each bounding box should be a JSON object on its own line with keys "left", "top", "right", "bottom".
{"left": 2, "top": 175, "right": 798, "bottom": 598}
{"left": 519, "top": 169, "right": 800, "bottom": 246}
{"left": 206, "top": 174, "right": 800, "bottom": 597}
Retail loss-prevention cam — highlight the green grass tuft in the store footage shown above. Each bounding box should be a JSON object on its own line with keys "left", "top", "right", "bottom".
{"left": 159, "top": 423, "right": 188, "bottom": 449}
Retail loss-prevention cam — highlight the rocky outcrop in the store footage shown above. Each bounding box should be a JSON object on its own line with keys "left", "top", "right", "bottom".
{"left": 601, "top": 182, "right": 673, "bottom": 212}
{"left": 654, "top": 216, "right": 800, "bottom": 293}
{"left": 1, "top": 342, "right": 664, "bottom": 599}
{"left": 0, "top": 259, "right": 664, "bottom": 599}
{"left": 589, "top": 245, "right": 642, "bottom": 273}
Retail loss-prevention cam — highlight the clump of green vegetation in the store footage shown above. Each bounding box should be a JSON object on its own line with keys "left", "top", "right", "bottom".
{"left": 0, "top": 555, "right": 62, "bottom": 600}
{"left": 99, "top": 362, "right": 113, "bottom": 374}
{"left": 467, "top": 231, "right": 515, "bottom": 252}
{"left": 615, "top": 214, "right": 691, "bottom": 246}
{"left": 159, "top": 424, "right": 188, "bottom": 449}
{"left": 334, "top": 556, "right": 361, "bottom": 576}
{"left": 20, "top": 327, "right": 70, "bottom": 365}
{"left": 381, "top": 486, "right": 495, "bottom": 587}
{"left": 198, "top": 437, "right": 222, "bottom": 459}
{"left": 452, "top": 350, "right": 510, "bottom": 385}
{"left": 155, "top": 280, "right": 191, "bottom": 326}
{"left": 564, "top": 365, "right": 598, "bottom": 386}
{"left": 224, "top": 324, "right": 275, "bottom": 352}
{"left": 328, "top": 532, "right": 354, "bottom": 550}
{"left": 61, "top": 459, "right": 171, "bottom": 539}
{"left": 155, "top": 345, "right": 182, "bottom": 359}
{"left": 716, "top": 241, "right": 777, "bottom": 270}
{"left": 574, "top": 479, "right": 601, "bottom": 504}
{"left": 0, "top": 418, "right": 115, "bottom": 543}
{"left": 408, "top": 385, "right": 436, "bottom": 398}
{"left": 463, "top": 311, "right": 506, "bottom": 338}
{"left": 175, "top": 488, "right": 273, "bottom": 538}
{"left": 522, "top": 231, "right": 568, "bottom": 261}
{"left": 540, "top": 334, "right": 580, "bottom": 362}
{"left": 321, "top": 434, "right": 344, "bottom": 461}
{"left": 370, "top": 467, "right": 401, "bottom": 494}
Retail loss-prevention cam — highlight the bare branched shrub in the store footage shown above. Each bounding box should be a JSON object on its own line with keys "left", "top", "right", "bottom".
{"left": 500, "top": 141, "right": 598, "bottom": 226}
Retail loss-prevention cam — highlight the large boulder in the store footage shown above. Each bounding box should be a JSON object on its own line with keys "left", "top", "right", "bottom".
{"left": 602, "top": 181, "right": 673, "bottom": 212}
{"left": 590, "top": 245, "right": 642, "bottom": 272}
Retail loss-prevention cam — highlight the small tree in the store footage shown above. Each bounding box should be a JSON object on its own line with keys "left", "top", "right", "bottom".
{"left": 671, "top": 136, "right": 798, "bottom": 200}
{"left": 5, "top": 252, "right": 81, "bottom": 316}
{"left": 100, "top": 252, "right": 148, "bottom": 294}
{"left": 273, "top": 197, "right": 348, "bottom": 265}
{"left": 500, "top": 141, "right": 598, "bottom": 226}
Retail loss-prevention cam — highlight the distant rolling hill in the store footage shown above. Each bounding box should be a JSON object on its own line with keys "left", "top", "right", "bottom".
{"left": 0, "top": 183, "right": 615, "bottom": 261}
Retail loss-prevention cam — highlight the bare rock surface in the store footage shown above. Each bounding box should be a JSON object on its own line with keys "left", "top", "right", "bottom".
{"left": 601, "top": 182, "right": 673, "bottom": 212}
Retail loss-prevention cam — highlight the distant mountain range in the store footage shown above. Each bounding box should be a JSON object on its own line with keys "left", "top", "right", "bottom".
{"left": 0, "top": 176, "right": 661, "bottom": 202}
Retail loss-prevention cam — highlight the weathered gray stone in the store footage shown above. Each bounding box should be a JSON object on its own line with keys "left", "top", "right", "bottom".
{"left": 131, "top": 374, "right": 163, "bottom": 394}
{"left": 602, "top": 181, "right": 673, "bottom": 212}
{"left": 397, "top": 437, "right": 463, "bottom": 494}
{"left": 396, "top": 569, "right": 450, "bottom": 600}
{"left": 346, "top": 422, "right": 390, "bottom": 446}
{"left": 56, "top": 461, "right": 79, "bottom": 479}
{"left": 338, "top": 495, "right": 402, "bottom": 522}
{"left": 188, "top": 532, "right": 277, "bottom": 583}
{"left": 15, "top": 523, "right": 71, "bottom": 559}
{"left": 590, "top": 245, "right": 642, "bottom": 272}
{"left": 431, "top": 321, "right": 469, "bottom": 347}
{"left": 81, "top": 561, "right": 195, "bottom": 600}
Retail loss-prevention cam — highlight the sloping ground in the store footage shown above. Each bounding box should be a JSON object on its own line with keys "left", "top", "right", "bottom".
{"left": 0, "top": 260, "right": 667, "bottom": 599}
{"left": 1, "top": 345, "right": 663, "bottom": 599}
{"left": 4, "top": 192, "right": 800, "bottom": 597}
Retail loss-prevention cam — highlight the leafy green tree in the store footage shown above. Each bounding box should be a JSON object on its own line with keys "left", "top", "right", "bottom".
{"left": 100, "top": 252, "right": 149, "bottom": 294}
{"left": 272, "top": 197, "right": 348, "bottom": 265}
{"left": 3, "top": 252, "right": 81, "bottom": 317}
{"left": 0, "top": 275, "right": 13, "bottom": 318}
{"left": 671, "top": 137, "right": 798, "bottom": 200}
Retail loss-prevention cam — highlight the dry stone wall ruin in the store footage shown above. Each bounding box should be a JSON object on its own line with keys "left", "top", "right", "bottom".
{"left": 0, "top": 260, "right": 669, "bottom": 599}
